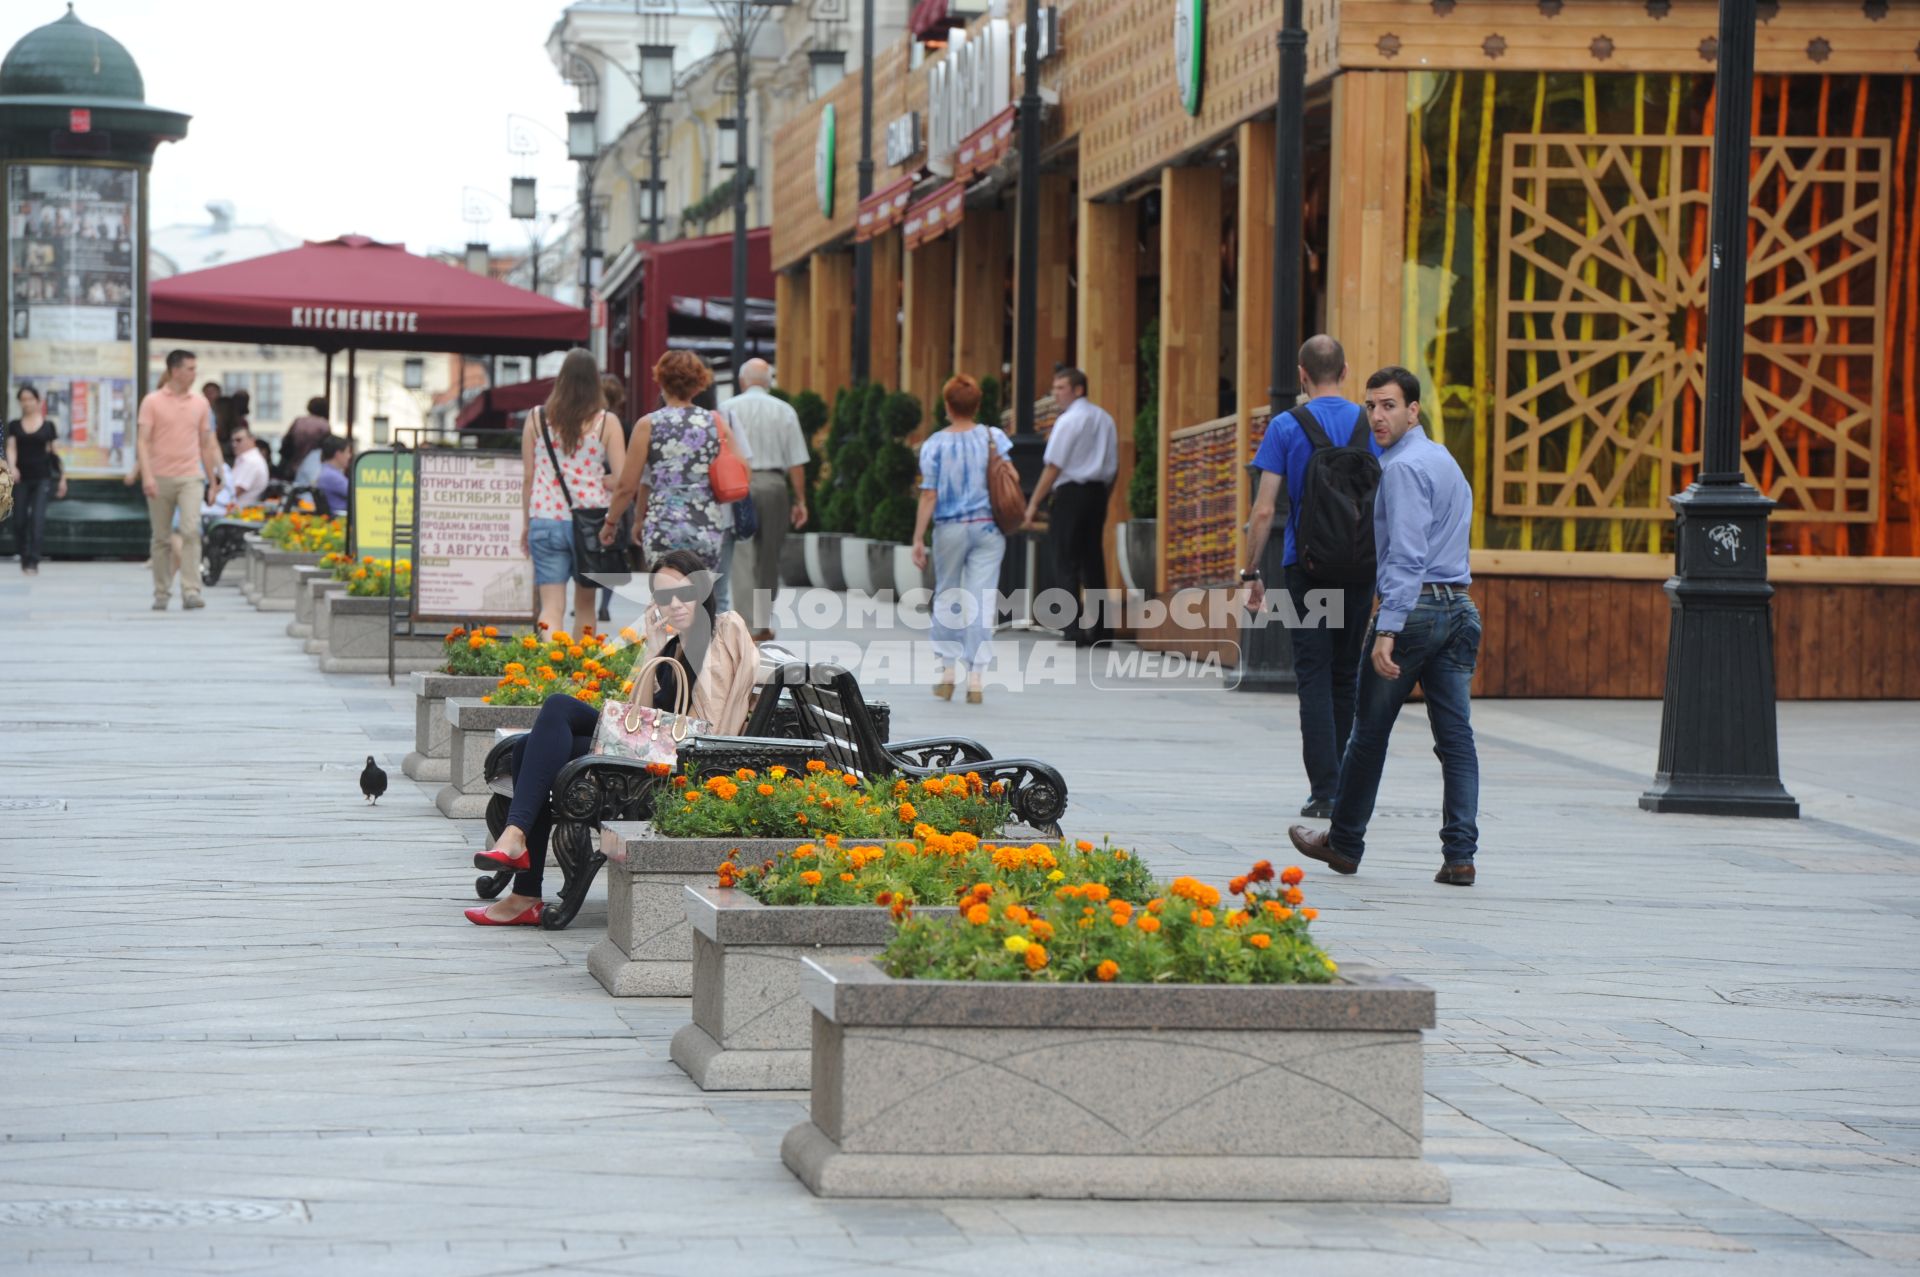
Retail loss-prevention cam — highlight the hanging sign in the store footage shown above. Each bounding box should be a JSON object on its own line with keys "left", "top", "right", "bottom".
{"left": 884, "top": 111, "right": 921, "bottom": 169}
{"left": 816, "top": 103, "right": 837, "bottom": 217}
{"left": 1175, "top": 0, "right": 1205, "bottom": 117}
{"left": 412, "top": 450, "right": 534, "bottom": 623}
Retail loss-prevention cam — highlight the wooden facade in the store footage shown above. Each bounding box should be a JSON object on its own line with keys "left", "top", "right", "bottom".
{"left": 766, "top": 0, "right": 1920, "bottom": 697}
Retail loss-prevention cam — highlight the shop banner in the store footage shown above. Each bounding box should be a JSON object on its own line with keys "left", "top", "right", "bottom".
{"left": 6, "top": 164, "right": 139, "bottom": 477}
{"left": 855, "top": 177, "right": 917, "bottom": 243}
{"left": 412, "top": 450, "right": 533, "bottom": 622}
{"left": 903, "top": 183, "right": 966, "bottom": 250}
{"left": 349, "top": 450, "right": 415, "bottom": 560}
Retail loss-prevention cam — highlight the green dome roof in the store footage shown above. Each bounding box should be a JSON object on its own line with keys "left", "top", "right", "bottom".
{"left": 0, "top": 6, "right": 145, "bottom": 103}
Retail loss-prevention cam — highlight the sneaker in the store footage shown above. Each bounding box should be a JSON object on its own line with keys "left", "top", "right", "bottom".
{"left": 1299, "top": 797, "right": 1334, "bottom": 819}
{"left": 152, "top": 597, "right": 170, "bottom": 611}
{"left": 183, "top": 595, "right": 206, "bottom": 610}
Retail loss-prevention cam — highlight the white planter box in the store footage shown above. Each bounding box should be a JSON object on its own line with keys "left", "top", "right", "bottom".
{"left": 784, "top": 956, "right": 1450, "bottom": 1203}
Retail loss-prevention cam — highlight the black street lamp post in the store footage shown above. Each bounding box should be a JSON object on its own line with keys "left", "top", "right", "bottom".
{"left": 1235, "top": 0, "right": 1305, "bottom": 694}
{"left": 851, "top": 0, "right": 876, "bottom": 384}
{"left": 1640, "top": 0, "right": 1797, "bottom": 817}
{"left": 711, "top": 1, "right": 790, "bottom": 390}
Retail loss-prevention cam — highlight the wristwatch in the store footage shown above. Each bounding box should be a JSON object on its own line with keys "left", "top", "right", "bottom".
{"left": 1238, "top": 568, "right": 1262, "bottom": 582}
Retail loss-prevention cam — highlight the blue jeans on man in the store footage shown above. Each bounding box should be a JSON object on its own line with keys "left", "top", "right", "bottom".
{"left": 1284, "top": 564, "right": 1374, "bottom": 805}
{"left": 1330, "top": 588, "right": 1482, "bottom": 866}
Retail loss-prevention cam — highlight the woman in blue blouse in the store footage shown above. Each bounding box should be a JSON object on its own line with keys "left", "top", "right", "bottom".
{"left": 910, "top": 374, "right": 1012, "bottom": 705}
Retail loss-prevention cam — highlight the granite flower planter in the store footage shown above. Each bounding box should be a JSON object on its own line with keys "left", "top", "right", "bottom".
{"left": 286, "top": 565, "right": 331, "bottom": 639}
{"left": 436, "top": 698, "right": 541, "bottom": 818}
{"left": 241, "top": 542, "right": 265, "bottom": 604}
{"left": 839, "top": 536, "right": 875, "bottom": 594}
{"left": 587, "top": 828, "right": 823, "bottom": 998}
{"left": 315, "top": 594, "right": 444, "bottom": 675}
{"left": 782, "top": 956, "right": 1450, "bottom": 1203}
{"left": 670, "top": 886, "right": 957, "bottom": 1091}
{"left": 251, "top": 546, "right": 323, "bottom": 612}
{"left": 803, "top": 533, "right": 845, "bottom": 590}
{"left": 302, "top": 576, "right": 349, "bottom": 655}
{"left": 405, "top": 672, "right": 498, "bottom": 783}
{"left": 780, "top": 534, "right": 809, "bottom": 588}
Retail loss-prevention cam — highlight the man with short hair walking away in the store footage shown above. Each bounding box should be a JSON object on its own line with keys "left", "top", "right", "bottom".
{"left": 1243, "top": 336, "right": 1381, "bottom": 817}
{"left": 1023, "top": 367, "right": 1118, "bottom": 645}
{"left": 1290, "top": 366, "right": 1481, "bottom": 886}
{"left": 138, "top": 350, "right": 223, "bottom": 611}
{"left": 724, "top": 359, "right": 810, "bottom": 641}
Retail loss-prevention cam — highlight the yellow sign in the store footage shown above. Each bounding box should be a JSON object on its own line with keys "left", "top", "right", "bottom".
{"left": 349, "top": 451, "right": 415, "bottom": 559}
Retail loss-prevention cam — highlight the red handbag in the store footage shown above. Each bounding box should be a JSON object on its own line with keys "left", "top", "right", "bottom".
{"left": 708, "top": 410, "right": 751, "bottom": 504}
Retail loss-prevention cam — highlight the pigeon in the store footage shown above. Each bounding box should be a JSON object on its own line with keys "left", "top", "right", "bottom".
{"left": 359, "top": 756, "right": 388, "bottom": 805}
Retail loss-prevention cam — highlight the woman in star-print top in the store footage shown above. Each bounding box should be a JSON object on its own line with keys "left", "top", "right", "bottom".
{"left": 520, "top": 348, "right": 627, "bottom": 634}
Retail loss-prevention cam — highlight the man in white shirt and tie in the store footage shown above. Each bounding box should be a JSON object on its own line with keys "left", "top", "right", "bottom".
{"left": 1024, "top": 367, "right": 1119, "bottom": 646}
{"left": 723, "top": 359, "right": 811, "bottom": 640}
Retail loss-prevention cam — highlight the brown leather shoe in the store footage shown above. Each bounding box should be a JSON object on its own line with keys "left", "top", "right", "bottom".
{"left": 1434, "top": 862, "right": 1476, "bottom": 886}
{"left": 1287, "top": 825, "right": 1359, "bottom": 875}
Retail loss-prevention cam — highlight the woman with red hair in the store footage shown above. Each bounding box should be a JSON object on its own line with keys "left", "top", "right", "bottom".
{"left": 599, "top": 351, "right": 746, "bottom": 572}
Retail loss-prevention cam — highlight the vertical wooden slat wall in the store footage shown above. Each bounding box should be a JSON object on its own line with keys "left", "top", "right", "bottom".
{"left": 1236, "top": 118, "right": 1277, "bottom": 577}
{"left": 869, "top": 233, "right": 903, "bottom": 391}
{"left": 953, "top": 212, "right": 1010, "bottom": 383}
{"left": 808, "top": 251, "right": 855, "bottom": 400}
{"left": 1325, "top": 70, "right": 1407, "bottom": 384}
{"left": 902, "top": 239, "right": 956, "bottom": 426}
{"left": 1078, "top": 198, "right": 1139, "bottom": 590}
{"left": 774, "top": 270, "right": 810, "bottom": 391}
{"left": 1157, "top": 165, "right": 1225, "bottom": 594}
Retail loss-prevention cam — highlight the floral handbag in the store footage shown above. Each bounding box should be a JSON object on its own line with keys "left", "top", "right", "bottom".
{"left": 591, "top": 655, "right": 709, "bottom": 766}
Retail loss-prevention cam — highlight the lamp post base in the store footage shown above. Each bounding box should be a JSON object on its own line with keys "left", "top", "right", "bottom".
{"left": 1638, "top": 782, "right": 1800, "bottom": 819}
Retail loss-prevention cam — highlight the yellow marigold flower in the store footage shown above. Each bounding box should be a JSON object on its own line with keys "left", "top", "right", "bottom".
{"left": 1323, "top": 957, "right": 1338, "bottom": 973}
{"left": 1095, "top": 959, "right": 1120, "bottom": 982}
{"left": 966, "top": 904, "right": 990, "bottom": 926}
{"left": 770, "top": 766, "right": 787, "bottom": 779}
{"left": 799, "top": 870, "right": 822, "bottom": 886}
{"left": 1249, "top": 932, "right": 1272, "bottom": 949}
{"left": 621, "top": 680, "right": 634, "bottom": 694}
{"left": 1046, "top": 869, "right": 1065, "bottom": 883}
{"left": 1003, "top": 934, "right": 1031, "bottom": 954}
{"left": 1024, "top": 944, "right": 1048, "bottom": 971}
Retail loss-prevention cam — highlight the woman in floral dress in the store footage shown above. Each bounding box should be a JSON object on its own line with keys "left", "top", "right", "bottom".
{"left": 600, "top": 351, "right": 745, "bottom": 572}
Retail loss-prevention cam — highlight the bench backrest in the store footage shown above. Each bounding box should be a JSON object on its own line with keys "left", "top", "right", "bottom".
{"left": 788, "top": 664, "right": 891, "bottom": 779}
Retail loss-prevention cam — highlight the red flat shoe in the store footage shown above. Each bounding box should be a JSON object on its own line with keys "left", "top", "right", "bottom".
{"left": 464, "top": 902, "right": 543, "bottom": 926}
{"left": 474, "top": 848, "right": 531, "bottom": 872}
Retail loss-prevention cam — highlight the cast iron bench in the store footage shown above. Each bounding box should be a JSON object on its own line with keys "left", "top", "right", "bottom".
{"left": 200, "top": 483, "right": 324, "bottom": 587}
{"left": 473, "top": 659, "right": 891, "bottom": 930}
{"left": 781, "top": 663, "right": 1069, "bottom": 836}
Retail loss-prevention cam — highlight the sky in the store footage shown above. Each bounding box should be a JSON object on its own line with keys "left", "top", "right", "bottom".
{"left": 2, "top": 0, "right": 586, "bottom": 256}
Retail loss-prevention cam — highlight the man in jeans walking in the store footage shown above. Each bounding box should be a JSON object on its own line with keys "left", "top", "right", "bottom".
{"left": 138, "top": 350, "right": 223, "bottom": 610}
{"left": 1243, "top": 336, "right": 1380, "bottom": 817}
{"left": 1289, "top": 366, "right": 1481, "bottom": 886}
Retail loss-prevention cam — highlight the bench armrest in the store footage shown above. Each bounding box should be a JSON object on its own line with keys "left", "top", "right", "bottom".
{"left": 887, "top": 736, "right": 994, "bottom": 768}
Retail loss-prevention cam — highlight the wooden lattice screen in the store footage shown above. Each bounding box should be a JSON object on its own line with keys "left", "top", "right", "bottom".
{"left": 1164, "top": 417, "right": 1241, "bottom": 591}
{"left": 1495, "top": 133, "right": 1892, "bottom": 524}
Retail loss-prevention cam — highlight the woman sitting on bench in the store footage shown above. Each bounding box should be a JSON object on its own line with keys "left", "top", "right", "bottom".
{"left": 466, "top": 548, "right": 759, "bottom": 926}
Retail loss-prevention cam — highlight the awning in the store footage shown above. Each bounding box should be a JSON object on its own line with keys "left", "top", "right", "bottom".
{"left": 908, "top": 0, "right": 968, "bottom": 41}
{"left": 454, "top": 376, "right": 555, "bottom": 432}
{"left": 151, "top": 235, "right": 588, "bottom": 357}
{"left": 856, "top": 176, "right": 918, "bottom": 242}
{"left": 903, "top": 183, "right": 966, "bottom": 250}
{"left": 954, "top": 105, "right": 1017, "bottom": 184}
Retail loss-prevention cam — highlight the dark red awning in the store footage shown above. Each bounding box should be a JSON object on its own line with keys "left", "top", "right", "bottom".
{"left": 152, "top": 235, "right": 588, "bottom": 357}
{"left": 454, "top": 377, "right": 555, "bottom": 431}
{"left": 909, "top": 0, "right": 966, "bottom": 40}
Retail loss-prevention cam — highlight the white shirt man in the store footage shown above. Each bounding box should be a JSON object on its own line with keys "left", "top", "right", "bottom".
{"left": 724, "top": 359, "right": 812, "bottom": 640}
{"left": 1024, "top": 369, "right": 1119, "bottom": 645}
{"left": 227, "top": 426, "right": 270, "bottom": 508}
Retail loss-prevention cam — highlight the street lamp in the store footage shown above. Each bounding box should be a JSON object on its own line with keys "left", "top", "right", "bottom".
{"left": 717, "top": 117, "right": 741, "bottom": 169}
{"left": 852, "top": 0, "right": 875, "bottom": 385}
{"left": 639, "top": 43, "right": 676, "bottom": 104}
{"left": 636, "top": 32, "right": 677, "bottom": 248}
{"left": 567, "top": 109, "right": 599, "bottom": 162}
{"left": 510, "top": 176, "right": 537, "bottom": 220}
{"left": 808, "top": 47, "right": 846, "bottom": 100}
{"left": 1640, "top": 0, "right": 1797, "bottom": 818}
{"left": 464, "top": 242, "right": 490, "bottom": 275}
{"left": 709, "top": 0, "right": 791, "bottom": 389}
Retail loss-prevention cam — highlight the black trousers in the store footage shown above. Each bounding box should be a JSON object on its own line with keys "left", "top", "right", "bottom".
{"left": 504, "top": 694, "right": 600, "bottom": 897}
{"left": 1049, "top": 480, "right": 1111, "bottom": 641}
{"left": 12, "top": 477, "right": 52, "bottom": 569}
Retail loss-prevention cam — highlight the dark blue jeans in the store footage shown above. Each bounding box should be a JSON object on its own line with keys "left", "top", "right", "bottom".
{"left": 1330, "top": 590, "right": 1481, "bottom": 865}
{"left": 1284, "top": 564, "right": 1374, "bottom": 802}
{"left": 12, "top": 477, "right": 52, "bottom": 570}
{"left": 505, "top": 694, "right": 600, "bottom": 897}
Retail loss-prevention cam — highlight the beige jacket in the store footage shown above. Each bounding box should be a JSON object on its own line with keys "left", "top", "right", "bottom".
{"left": 628, "top": 609, "right": 758, "bottom": 735}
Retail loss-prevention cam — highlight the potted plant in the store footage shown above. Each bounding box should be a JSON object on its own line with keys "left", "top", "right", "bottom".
{"left": 1116, "top": 320, "right": 1159, "bottom": 593}
{"left": 857, "top": 390, "right": 925, "bottom": 599}
{"left": 808, "top": 387, "right": 864, "bottom": 591}
{"left": 829, "top": 384, "right": 880, "bottom": 594}
{"left": 674, "top": 829, "right": 1146, "bottom": 1090}
{"left": 783, "top": 859, "right": 1448, "bottom": 1203}
{"left": 787, "top": 389, "right": 828, "bottom": 588}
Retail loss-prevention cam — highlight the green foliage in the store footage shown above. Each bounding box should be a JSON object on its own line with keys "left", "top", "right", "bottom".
{"left": 863, "top": 492, "right": 919, "bottom": 545}
{"left": 768, "top": 387, "right": 792, "bottom": 405}
{"left": 882, "top": 391, "right": 923, "bottom": 441}
{"left": 791, "top": 389, "right": 830, "bottom": 509}
{"left": 1128, "top": 319, "right": 1160, "bottom": 520}
{"left": 977, "top": 374, "right": 1002, "bottom": 429}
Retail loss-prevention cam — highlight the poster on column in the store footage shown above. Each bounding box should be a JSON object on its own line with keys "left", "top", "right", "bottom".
{"left": 412, "top": 450, "right": 534, "bottom": 622}
{"left": 6, "top": 164, "right": 139, "bottom": 477}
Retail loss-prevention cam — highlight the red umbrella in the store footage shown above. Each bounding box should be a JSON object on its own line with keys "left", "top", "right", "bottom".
{"left": 151, "top": 235, "right": 587, "bottom": 357}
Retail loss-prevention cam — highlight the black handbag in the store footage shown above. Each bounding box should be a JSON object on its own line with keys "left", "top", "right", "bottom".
{"left": 731, "top": 485, "right": 760, "bottom": 539}
{"left": 538, "top": 408, "right": 629, "bottom": 583}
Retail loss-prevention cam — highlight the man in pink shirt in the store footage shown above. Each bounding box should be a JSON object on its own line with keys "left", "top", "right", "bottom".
{"left": 139, "top": 350, "right": 223, "bottom": 610}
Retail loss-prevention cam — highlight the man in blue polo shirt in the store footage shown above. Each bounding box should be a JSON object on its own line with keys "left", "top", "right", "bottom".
{"left": 1242, "top": 335, "right": 1381, "bottom": 818}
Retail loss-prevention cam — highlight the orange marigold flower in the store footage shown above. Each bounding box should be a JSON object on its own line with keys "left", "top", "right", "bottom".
{"left": 875, "top": 891, "right": 893, "bottom": 906}
{"left": 799, "top": 870, "right": 822, "bottom": 886}
{"left": 521, "top": 636, "right": 540, "bottom": 650}
{"left": 1137, "top": 914, "right": 1162, "bottom": 934}
{"left": 1192, "top": 909, "right": 1216, "bottom": 928}
{"left": 839, "top": 872, "right": 855, "bottom": 882}
{"left": 806, "top": 760, "right": 827, "bottom": 773}
{"left": 1004, "top": 905, "right": 1031, "bottom": 925}
{"left": 1283, "top": 886, "right": 1305, "bottom": 906}
{"left": 1249, "top": 932, "right": 1272, "bottom": 949}
{"left": 842, "top": 773, "right": 860, "bottom": 788}
{"left": 671, "top": 775, "right": 689, "bottom": 788}
{"left": 484, "top": 626, "right": 499, "bottom": 638}
{"left": 757, "top": 784, "right": 774, "bottom": 797}
{"left": 1229, "top": 876, "right": 1249, "bottom": 896}
{"left": 1081, "top": 883, "right": 1110, "bottom": 904}
{"left": 1251, "top": 860, "right": 1275, "bottom": 883}
{"left": 794, "top": 813, "right": 808, "bottom": 825}
{"left": 734, "top": 767, "right": 757, "bottom": 781}
{"left": 646, "top": 762, "right": 672, "bottom": 776}
{"left": 896, "top": 802, "right": 917, "bottom": 822}
{"left": 503, "top": 662, "right": 525, "bottom": 676}
{"left": 1146, "top": 897, "right": 1164, "bottom": 914}
{"left": 1301, "top": 907, "right": 1318, "bottom": 921}
{"left": 1225, "top": 909, "right": 1250, "bottom": 928}
{"left": 449, "top": 626, "right": 467, "bottom": 640}
{"left": 480, "top": 694, "right": 493, "bottom": 704}
{"left": 683, "top": 791, "right": 700, "bottom": 803}
{"left": 1023, "top": 944, "right": 1048, "bottom": 971}
{"left": 1028, "top": 919, "right": 1054, "bottom": 941}
{"left": 966, "top": 904, "right": 990, "bottom": 926}
{"left": 1094, "top": 959, "right": 1120, "bottom": 982}
{"left": 1113, "top": 850, "right": 1128, "bottom": 861}
{"left": 467, "top": 634, "right": 484, "bottom": 649}
{"left": 1075, "top": 839, "right": 1094, "bottom": 853}
{"left": 1280, "top": 865, "right": 1305, "bottom": 887}
{"left": 573, "top": 689, "right": 595, "bottom": 702}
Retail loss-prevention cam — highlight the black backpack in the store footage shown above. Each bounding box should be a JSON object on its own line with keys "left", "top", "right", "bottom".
{"left": 1291, "top": 404, "right": 1380, "bottom": 584}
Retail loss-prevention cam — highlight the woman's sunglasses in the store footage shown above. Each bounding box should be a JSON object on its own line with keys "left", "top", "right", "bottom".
{"left": 652, "top": 583, "right": 704, "bottom": 607}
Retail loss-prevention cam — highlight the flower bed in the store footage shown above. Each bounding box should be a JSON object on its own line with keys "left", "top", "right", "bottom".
{"left": 670, "top": 836, "right": 1155, "bottom": 1093}
{"left": 478, "top": 627, "right": 643, "bottom": 710}
{"left": 261, "top": 512, "right": 343, "bottom": 554}
{"left": 881, "top": 860, "right": 1336, "bottom": 985}
{"left": 780, "top": 860, "right": 1446, "bottom": 1202}
{"left": 654, "top": 763, "right": 1009, "bottom": 843}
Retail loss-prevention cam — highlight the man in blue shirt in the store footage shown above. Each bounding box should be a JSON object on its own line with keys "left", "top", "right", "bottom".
{"left": 1289, "top": 366, "right": 1481, "bottom": 887}
{"left": 1244, "top": 335, "right": 1381, "bottom": 817}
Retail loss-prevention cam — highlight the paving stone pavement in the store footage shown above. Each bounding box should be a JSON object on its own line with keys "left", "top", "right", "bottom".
{"left": 2, "top": 563, "right": 1918, "bottom": 1276}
